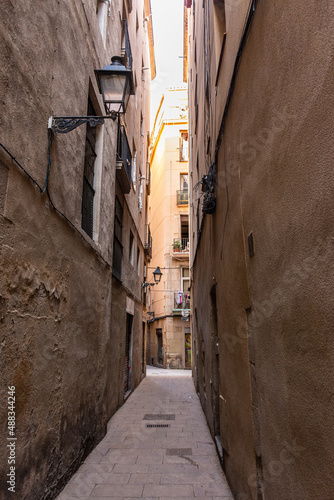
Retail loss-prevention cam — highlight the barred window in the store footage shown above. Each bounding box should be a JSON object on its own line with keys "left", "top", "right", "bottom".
{"left": 113, "top": 196, "right": 123, "bottom": 280}
{"left": 81, "top": 99, "right": 97, "bottom": 239}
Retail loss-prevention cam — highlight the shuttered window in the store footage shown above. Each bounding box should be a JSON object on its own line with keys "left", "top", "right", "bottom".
{"left": 113, "top": 196, "right": 123, "bottom": 280}
{"left": 82, "top": 99, "right": 97, "bottom": 238}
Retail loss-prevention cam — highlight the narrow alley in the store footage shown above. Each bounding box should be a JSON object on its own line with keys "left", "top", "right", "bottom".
{"left": 1, "top": 1, "right": 334, "bottom": 499}
{"left": 56, "top": 367, "right": 233, "bottom": 500}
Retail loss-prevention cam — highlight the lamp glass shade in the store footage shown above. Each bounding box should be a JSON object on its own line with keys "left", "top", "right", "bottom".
{"left": 95, "top": 56, "right": 134, "bottom": 116}
{"left": 153, "top": 267, "right": 163, "bottom": 284}
{"left": 100, "top": 73, "right": 127, "bottom": 113}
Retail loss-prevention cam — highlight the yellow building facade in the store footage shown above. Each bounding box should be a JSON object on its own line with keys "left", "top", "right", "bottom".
{"left": 147, "top": 87, "right": 191, "bottom": 369}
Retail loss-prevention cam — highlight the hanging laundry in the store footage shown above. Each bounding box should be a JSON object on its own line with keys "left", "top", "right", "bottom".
{"left": 177, "top": 290, "right": 183, "bottom": 305}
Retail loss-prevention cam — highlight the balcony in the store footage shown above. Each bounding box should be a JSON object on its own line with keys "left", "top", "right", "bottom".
{"left": 174, "top": 291, "right": 190, "bottom": 309}
{"left": 173, "top": 291, "right": 190, "bottom": 318}
{"left": 177, "top": 190, "right": 189, "bottom": 206}
{"left": 116, "top": 125, "right": 132, "bottom": 193}
{"left": 172, "top": 238, "right": 189, "bottom": 260}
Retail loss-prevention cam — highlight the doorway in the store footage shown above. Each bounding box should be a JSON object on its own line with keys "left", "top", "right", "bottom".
{"left": 156, "top": 328, "right": 163, "bottom": 365}
{"left": 124, "top": 313, "right": 133, "bottom": 395}
{"left": 185, "top": 327, "right": 191, "bottom": 368}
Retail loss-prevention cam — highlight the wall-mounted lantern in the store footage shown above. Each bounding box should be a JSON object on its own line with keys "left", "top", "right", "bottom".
{"left": 142, "top": 267, "right": 163, "bottom": 288}
{"left": 48, "top": 56, "right": 134, "bottom": 134}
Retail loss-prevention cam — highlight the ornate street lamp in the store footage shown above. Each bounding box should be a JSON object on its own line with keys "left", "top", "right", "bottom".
{"left": 142, "top": 267, "right": 163, "bottom": 288}
{"left": 153, "top": 266, "right": 162, "bottom": 284}
{"left": 48, "top": 56, "right": 134, "bottom": 134}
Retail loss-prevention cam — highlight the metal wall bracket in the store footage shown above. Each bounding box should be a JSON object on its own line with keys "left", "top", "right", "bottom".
{"left": 48, "top": 114, "right": 117, "bottom": 134}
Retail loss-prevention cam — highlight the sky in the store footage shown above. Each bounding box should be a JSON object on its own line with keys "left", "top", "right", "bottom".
{"left": 150, "top": 0, "right": 185, "bottom": 124}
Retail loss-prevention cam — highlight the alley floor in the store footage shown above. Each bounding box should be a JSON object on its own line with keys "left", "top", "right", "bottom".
{"left": 57, "top": 366, "right": 234, "bottom": 500}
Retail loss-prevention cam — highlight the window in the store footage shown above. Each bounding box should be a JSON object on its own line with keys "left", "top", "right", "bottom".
{"left": 117, "top": 124, "right": 132, "bottom": 190}
{"left": 142, "top": 322, "right": 146, "bottom": 373}
{"left": 156, "top": 328, "right": 163, "bottom": 364}
{"left": 138, "top": 174, "right": 143, "bottom": 213}
{"left": 136, "top": 11, "right": 139, "bottom": 39}
{"left": 81, "top": 98, "right": 103, "bottom": 241}
{"left": 82, "top": 99, "right": 97, "bottom": 239}
{"left": 113, "top": 196, "right": 123, "bottom": 280}
{"left": 132, "top": 149, "right": 137, "bottom": 190}
{"left": 137, "top": 246, "right": 140, "bottom": 275}
{"left": 179, "top": 131, "right": 189, "bottom": 161}
{"left": 181, "top": 215, "right": 189, "bottom": 240}
{"left": 180, "top": 173, "right": 189, "bottom": 191}
{"left": 97, "top": 0, "right": 110, "bottom": 39}
{"left": 140, "top": 113, "right": 144, "bottom": 137}
{"left": 121, "top": 18, "right": 133, "bottom": 70}
{"left": 177, "top": 175, "right": 189, "bottom": 205}
{"left": 129, "top": 230, "right": 135, "bottom": 265}
{"left": 194, "top": 74, "right": 198, "bottom": 134}
{"left": 181, "top": 268, "right": 190, "bottom": 293}
{"left": 213, "top": 0, "right": 226, "bottom": 83}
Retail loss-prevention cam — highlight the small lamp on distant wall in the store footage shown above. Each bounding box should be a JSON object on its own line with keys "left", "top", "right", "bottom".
{"left": 142, "top": 267, "right": 163, "bottom": 288}
{"left": 153, "top": 266, "right": 162, "bottom": 284}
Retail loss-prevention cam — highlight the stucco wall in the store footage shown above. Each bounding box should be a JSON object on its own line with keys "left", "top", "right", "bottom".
{"left": 189, "top": 1, "right": 334, "bottom": 499}
{"left": 0, "top": 166, "right": 117, "bottom": 499}
{"left": 0, "top": 0, "right": 153, "bottom": 498}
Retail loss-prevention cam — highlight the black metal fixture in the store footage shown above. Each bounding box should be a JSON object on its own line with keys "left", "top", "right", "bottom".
{"left": 142, "top": 267, "right": 163, "bottom": 288}
{"left": 202, "top": 163, "right": 216, "bottom": 214}
{"left": 48, "top": 56, "right": 134, "bottom": 134}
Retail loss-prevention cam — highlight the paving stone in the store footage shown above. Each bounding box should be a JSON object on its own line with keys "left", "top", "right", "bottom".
{"left": 91, "top": 484, "right": 144, "bottom": 497}
{"left": 160, "top": 472, "right": 221, "bottom": 485}
{"left": 194, "top": 482, "right": 234, "bottom": 497}
{"left": 56, "top": 367, "right": 233, "bottom": 500}
{"left": 159, "top": 498, "right": 214, "bottom": 500}
{"left": 135, "top": 454, "right": 164, "bottom": 464}
{"left": 57, "top": 482, "right": 95, "bottom": 498}
{"left": 143, "top": 483, "right": 194, "bottom": 497}
{"left": 75, "top": 464, "right": 114, "bottom": 475}
{"left": 128, "top": 473, "right": 161, "bottom": 484}
{"left": 112, "top": 464, "right": 149, "bottom": 474}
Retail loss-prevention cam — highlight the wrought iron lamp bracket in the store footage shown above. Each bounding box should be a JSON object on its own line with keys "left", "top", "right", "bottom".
{"left": 48, "top": 112, "right": 117, "bottom": 134}
{"left": 142, "top": 282, "right": 156, "bottom": 289}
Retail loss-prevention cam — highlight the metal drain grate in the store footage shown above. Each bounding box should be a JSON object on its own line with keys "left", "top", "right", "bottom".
{"left": 166, "top": 448, "right": 193, "bottom": 456}
{"left": 146, "top": 424, "right": 171, "bottom": 428}
{"left": 143, "top": 414, "right": 175, "bottom": 421}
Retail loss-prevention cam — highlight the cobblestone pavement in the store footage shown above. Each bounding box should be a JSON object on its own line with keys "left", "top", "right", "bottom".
{"left": 57, "top": 366, "right": 234, "bottom": 500}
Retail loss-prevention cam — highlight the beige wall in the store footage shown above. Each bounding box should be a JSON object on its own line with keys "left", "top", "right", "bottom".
{"left": 0, "top": 0, "right": 154, "bottom": 497}
{"left": 189, "top": 1, "right": 334, "bottom": 499}
{"left": 148, "top": 88, "right": 191, "bottom": 369}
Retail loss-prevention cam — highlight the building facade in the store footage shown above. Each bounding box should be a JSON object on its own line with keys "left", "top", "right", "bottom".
{"left": 0, "top": 0, "right": 155, "bottom": 498}
{"left": 147, "top": 87, "right": 191, "bottom": 369}
{"left": 187, "top": 1, "right": 334, "bottom": 500}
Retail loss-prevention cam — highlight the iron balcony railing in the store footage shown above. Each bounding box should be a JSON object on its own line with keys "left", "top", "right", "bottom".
{"left": 174, "top": 292, "right": 191, "bottom": 310}
{"left": 117, "top": 125, "right": 132, "bottom": 183}
{"left": 177, "top": 189, "right": 189, "bottom": 205}
{"left": 121, "top": 19, "right": 133, "bottom": 71}
{"left": 172, "top": 238, "right": 189, "bottom": 253}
